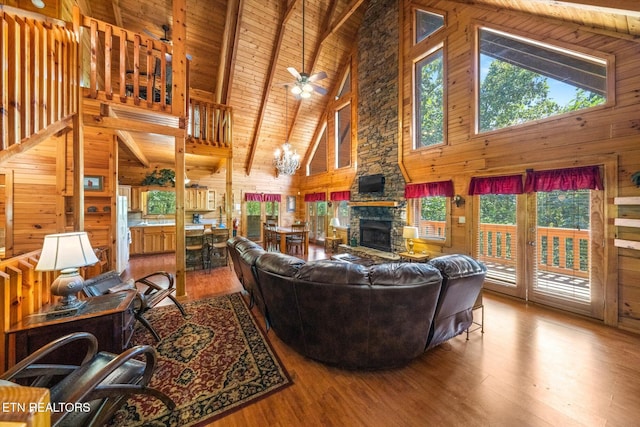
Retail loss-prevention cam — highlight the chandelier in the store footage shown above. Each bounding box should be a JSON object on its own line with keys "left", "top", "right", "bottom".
{"left": 273, "top": 142, "right": 301, "bottom": 176}
{"left": 273, "top": 86, "right": 301, "bottom": 176}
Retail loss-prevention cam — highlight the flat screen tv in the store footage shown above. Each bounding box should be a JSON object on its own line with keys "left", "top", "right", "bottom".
{"left": 359, "top": 174, "right": 385, "bottom": 193}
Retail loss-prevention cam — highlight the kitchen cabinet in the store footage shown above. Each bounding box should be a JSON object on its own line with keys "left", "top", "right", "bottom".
{"left": 130, "top": 225, "right": 176, "bottom": 254}
{"left": 185, "top": 188, "right": 210, "bottom": 211}
{"left": 118, "top": 185, "right": 141, "bottom": 212}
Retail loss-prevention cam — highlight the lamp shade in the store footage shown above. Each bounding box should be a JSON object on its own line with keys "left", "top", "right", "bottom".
{"left": 402, "top": 226, "right": 419, "bottom": 239}
{"left": 330, "top": 218, "right": 340, "bottom": 227}
{"left": 35, "top": 232, "right": 99, "bottom": 271}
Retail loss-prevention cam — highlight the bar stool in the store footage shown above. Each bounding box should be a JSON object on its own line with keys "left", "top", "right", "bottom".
{"left": 186, "top": 230, "right": 210, "bottom": 271}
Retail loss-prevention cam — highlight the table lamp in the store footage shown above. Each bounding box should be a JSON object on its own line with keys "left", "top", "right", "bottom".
{"left": 330, "top": 217, "right": 340, "bottom": 238}
{"left": 402, "top": 226, "right": 419, "bottom": 254}
{"left": 35, "top": 232, "right": 99, "bottom": 312}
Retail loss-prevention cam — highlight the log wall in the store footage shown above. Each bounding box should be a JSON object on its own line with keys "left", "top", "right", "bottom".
{"left": 398, "top": 1, "right": 640, "bottom": 331}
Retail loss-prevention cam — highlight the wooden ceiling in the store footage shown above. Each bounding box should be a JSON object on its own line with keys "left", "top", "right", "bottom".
{"left": 74, "top": 0, "right": 640, "bottom": 176}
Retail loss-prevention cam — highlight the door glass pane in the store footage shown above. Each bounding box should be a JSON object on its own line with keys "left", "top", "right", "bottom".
{"left": 477, "top": 194, "right": 517, "bottom": 286}
{"left": 246, "top": 201, "right": 261, "bottom": 241}
{"left": 534, "top": 190, "right": 591, "bottom": 302}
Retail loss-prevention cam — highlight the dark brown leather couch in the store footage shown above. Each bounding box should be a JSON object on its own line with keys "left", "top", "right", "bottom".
{"left": 229, "top": 236, "right": 486, "bottom": 369}
{"left": 255, "top": 252, "right": 445, "bottom": 369}
{"left": 426, "top": 254, "right": 487, "bottom": 350}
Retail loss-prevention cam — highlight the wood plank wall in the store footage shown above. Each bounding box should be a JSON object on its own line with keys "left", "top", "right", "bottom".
{"left": 396, "top": 1, "right": 640, "bottom": 331}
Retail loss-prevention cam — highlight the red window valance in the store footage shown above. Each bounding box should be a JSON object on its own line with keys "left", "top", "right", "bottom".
{"left": 404, "top": 180, "right": 454, "bottom": 199}
{"left": 263, "top": 193, "right": 281, "bottom": 202}
{"left": 524, "top": 166, "right": 603, "bottom": 193}
{"left": 330, "top": 191, "right": 351, "bottom": 201}
{"left": 304, "top": 192, "right": 327, "bottom": 202}
{"left": 469, "top": 174, "right": 524, "bottom": 195}
{"left": 244, "top": 192, "right": 263, "bottom": 202}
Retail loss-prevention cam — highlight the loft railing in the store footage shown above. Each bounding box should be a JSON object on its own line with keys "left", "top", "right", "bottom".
{"left": 420, "top": 221, "right": 589, "bottom": 279}
{"left": 188, "top": 98, "right": 233, "bottom": 148}
{"left": 76, "top": 11, "right": 179, "bottom": 113}
{"left": 0, "top": 6, "right": 78, "bottom": 151}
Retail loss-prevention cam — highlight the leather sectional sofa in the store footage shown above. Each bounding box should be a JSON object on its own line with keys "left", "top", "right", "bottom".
{"left": 227, "top": 236, "right": 486, "bottom": 369}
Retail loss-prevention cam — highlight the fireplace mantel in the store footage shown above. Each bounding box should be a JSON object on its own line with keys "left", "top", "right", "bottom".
{"left": 349, "top": 201, "right": 400, "bottom": 207}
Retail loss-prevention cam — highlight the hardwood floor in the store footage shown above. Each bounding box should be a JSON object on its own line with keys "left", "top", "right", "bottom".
{"left": 125, "top": 245, "right": 640, "bottom": 427}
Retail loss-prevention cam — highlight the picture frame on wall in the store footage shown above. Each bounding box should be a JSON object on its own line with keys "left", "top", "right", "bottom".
{"left": 286, "top": 195, "right": 296, "bottom": 212}
{"left": 84, "top": 176, "right": 104, "bottom": 191}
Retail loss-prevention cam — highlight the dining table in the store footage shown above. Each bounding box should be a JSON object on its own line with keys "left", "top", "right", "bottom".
{"left": 272, "top": 226, "right": 309, "bottom": 255}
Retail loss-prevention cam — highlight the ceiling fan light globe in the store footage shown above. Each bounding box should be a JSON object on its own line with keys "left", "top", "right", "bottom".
{"left": 300, "top": 91, "right": 311, "bottom": 99}
{"left": 291, "top": 85, "right": 302, "bottom": 95}
{"left": 31, "top": 0, "right": 45, "bottom": 8}
{"left": 302, "top": 83, "right": 313, "bottom": 93}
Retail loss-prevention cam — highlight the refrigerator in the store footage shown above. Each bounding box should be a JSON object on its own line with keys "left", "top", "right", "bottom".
{"left": 116, "top": 195, "right": 130, "bottom": 273}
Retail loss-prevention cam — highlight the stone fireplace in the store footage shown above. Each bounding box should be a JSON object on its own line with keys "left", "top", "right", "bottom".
{"left": 346, "top": 0, "right": 406, "bottom": 255}
{"left": 359, "top": 219, "right": 392, "bottom": 252}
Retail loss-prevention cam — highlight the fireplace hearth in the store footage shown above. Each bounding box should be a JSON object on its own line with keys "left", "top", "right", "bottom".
{"left": 359, "top": 219, "right": 392, "bottom": 252}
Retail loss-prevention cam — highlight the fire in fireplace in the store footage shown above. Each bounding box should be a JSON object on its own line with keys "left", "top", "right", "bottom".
{"left": 360, "top": 219, "right": 392, "bottom": 252}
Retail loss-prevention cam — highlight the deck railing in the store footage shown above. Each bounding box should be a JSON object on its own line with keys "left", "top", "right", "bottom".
{"left": 0, "top": 6, "right": 79, "bottom": 150}
{"left": 421, "top": 221, "right": 589, "bottom": 278}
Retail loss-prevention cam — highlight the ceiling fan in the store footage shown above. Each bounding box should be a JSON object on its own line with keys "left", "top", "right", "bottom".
{"left": 143, "top": 24, "right": 193, "bottom": 62}
{"left": 287, "top": 0, "right": 327, "bottom": 99}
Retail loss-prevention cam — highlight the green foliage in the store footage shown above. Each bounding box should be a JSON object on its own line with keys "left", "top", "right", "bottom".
{"left": 479, "top": 194, "right": 517, "bottom": 225}
{"left": 420, "top": 196, "right": 445, "bottom": 221}
{"left": 479, "top": 61, "right": 560, "bottom": 132}
{"left": 537, "top": 190, "right": 589, "bottom": 229}
{"left": 416, "top": 51, "right": 444, "bottom": 147}
{"left": 246, "top": 201, "right": 261, "bottom": 216}
{"left": 146, "top": 190, "right": 176, "bottom": 215}
{"left": 141, "top": 169, "right": 176, "bottom": 186}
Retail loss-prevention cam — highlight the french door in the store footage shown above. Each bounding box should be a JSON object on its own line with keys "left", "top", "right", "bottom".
{"left": 307, "top": 201, "right": 327, "bottom": 243}
{"left": 477, "top": 189, "right": 604, "bottom": 319}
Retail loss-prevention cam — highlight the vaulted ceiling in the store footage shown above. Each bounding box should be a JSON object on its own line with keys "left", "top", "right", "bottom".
{"left": 75, "top": 0, "right": 640, "bottom": 177}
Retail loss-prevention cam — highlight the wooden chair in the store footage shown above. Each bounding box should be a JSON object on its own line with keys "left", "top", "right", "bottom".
{"left": 83, "top": 270, "right": 187, "bottom": 342}
{"left": 1, "top": 332, "right": 175, "bottom": 426}
{"left": 287, "top": 223, "right": 306, "bottom": 254}
{"left": 265, "top": 226, "right": 280, "bottom": 252}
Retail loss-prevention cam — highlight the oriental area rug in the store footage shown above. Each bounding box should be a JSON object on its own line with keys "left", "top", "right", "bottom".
{"left": 109, "top": 293, "right": 292, "bottom": 426}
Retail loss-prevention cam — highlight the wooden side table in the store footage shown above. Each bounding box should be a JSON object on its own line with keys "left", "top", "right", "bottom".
{"left": 398, "top": 251, "right": 430, "bottom": 263}
{"left": 6, "top": 291, "right": 136, "bottom": 368}
{"left": 325, "top": 236, "right": 343, "bottom": 253}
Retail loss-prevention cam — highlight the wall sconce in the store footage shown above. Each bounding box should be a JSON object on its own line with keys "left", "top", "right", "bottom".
{"left": 453, "top": 195, "right": 465, "bottom": 208}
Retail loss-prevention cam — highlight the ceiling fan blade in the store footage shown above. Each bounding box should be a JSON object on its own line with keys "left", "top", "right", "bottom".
{"left": 143, "top": 28, "right": 161, "bottom": 41}
{"left": 287, "top": 67, "right": 302, "bottom": 80}
{"left": 308, "top": 71, "right": 327, "bottom": 82}
{"left": 312, "top": 84, "right": 328, "bottom": 95}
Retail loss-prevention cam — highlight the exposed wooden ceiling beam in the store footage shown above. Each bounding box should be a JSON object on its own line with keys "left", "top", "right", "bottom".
{"left": 116, "top": 130, "right": 150, "bottom": 168}
{"left": 111, "top": 0, "right": 124, "bottom": 28}
{"left": 321, "top": 0, "right": 366, "bottom": 43}
{"left": 223, "top": 0, "right": 246, "bottom": 106}
{"left": 217, "top": 0, "right": 241, "bottom": 104}
{"left": 245, "top": 0, "right": 300, "bottom": 176}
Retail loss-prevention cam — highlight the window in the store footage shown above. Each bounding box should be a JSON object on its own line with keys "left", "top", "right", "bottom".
{"left": 308, "top": 126, "right": 327, "bottom": 175}
{"left": 415, "top": 9, "right": 444, "bottom": 44}
{"left": 335, "top": 201, "right": 349, "bottom": 228}
{"left": 478, "top": 27, "right": 608, "bottom": 133}
{"left": 335, "top": 103, "right": 351, "bottom": 168}
{"left": 414, "top": 47, "right": 444, "bottom": 148}
{"left": 145, "top": 190, "right": 175, "bottom": 216}
{"left": 409, "top": 196, "right": 448, "bottom": 241}
{"left": 265, "top": 201, "right": 280, "bottom": 221}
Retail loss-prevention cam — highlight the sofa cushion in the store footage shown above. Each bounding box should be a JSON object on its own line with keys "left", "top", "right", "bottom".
{"left": 369, "top": 262, "right": 442, "bottom": 287}
{"left": 428, "top": 254, "right": 486, "bottom": 279}
{"left": 296, "top": 260, "right": 369, "bottom": 286}
{"left": 256, "top": 252, "right": 305, "bottom": 277}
